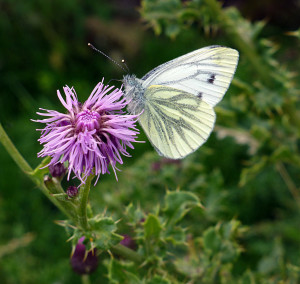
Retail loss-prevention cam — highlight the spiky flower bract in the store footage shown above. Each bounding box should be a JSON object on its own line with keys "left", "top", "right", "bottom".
{"left": 34, "top": 79, "right": 140, "bottom": 184}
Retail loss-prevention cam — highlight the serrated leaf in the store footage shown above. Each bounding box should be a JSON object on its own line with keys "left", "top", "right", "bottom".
{"left": 164, "top": 226, "right": 186, "bottom": 245}
{"left": 163, "top": 191, "right": 202, "bottom": 226}
{"left": 125, "top": 203, "right": 145, "bottom": 226}
{"left": 144, "top": 214, "right": 162, "bottom": 240}
{"left": 203, "top": 227, "right": 222, "bottom": 255}
{"left": 239, "top": 270, "right": 256, "bottom": 284}
{"left": 90, "top": 217, "right": 123, "bottom": 250}
{"left": 147, "top": 275, "right": 171, "bottom": 284}
{"left": 108, "top": 258, "right": 141, "bottom": 284}
{"left": 165, "top": 23, "right": 180, "bottom": 39}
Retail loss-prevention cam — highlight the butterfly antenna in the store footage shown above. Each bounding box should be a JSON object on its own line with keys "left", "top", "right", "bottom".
{"left": 121, "top": 59, "right": 130, "bottom": 73}
{"left": 88, "top": 43, "right": 127, "bottom": 72}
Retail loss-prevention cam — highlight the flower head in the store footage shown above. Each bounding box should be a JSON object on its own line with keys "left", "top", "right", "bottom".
{"left": 34, "top": 79, "right": 140, "bottom": 184}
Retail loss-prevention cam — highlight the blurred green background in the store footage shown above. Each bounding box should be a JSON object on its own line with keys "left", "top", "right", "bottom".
{"left": 1, "top": 0, "right": 300, "bottom": 283}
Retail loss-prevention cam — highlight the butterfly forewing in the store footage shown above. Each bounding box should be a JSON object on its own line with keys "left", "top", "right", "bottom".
{"left": 138, "top": 85, "right": 216, "bottom": 159}
{"left": 141, "top": 46, "right": 239, "bottom": 107}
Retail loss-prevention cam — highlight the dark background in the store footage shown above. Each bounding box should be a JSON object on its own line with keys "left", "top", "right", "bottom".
{"left": 0, "top": 0, "right": 300, "bottom": 283}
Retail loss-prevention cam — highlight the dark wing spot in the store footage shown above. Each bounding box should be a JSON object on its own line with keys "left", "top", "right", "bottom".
{"left": 208, "top": 74, "right": 216, "bottom": 84}
{"left": 197, "top": 92, "right": 203, "bottom": 99}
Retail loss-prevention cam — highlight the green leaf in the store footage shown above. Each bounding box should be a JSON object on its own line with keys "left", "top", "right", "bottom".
{"left": 147, "top": 275, "right": 172, "bottom": 284}
{"left": 89, "top": 217, "right": 123, "bottom": 250}
{"left": 163, "top": 226, "right": 186, "bottom": 245}
{"left": 203, "top": 227, "right": 222, "bottom": 255}
{"left": 125, "top": 203, "right": 145, "bottom": 226}
{"left": 144, "top": 214, "right": 162, "bottom": 240}
{"left": 239, "top": 270, "right": 256, "bottom": 284}
{"left": 108, "top": 258, "right": 141, "bottom": 284}
{"left": 30, "top": 156, "right": 51, "bottom": 182}
{"left": 165, "top": 23, "right": 180, "bottom": 39}
{"left": 163, "top": 191, "right": 202, "bottom": 225}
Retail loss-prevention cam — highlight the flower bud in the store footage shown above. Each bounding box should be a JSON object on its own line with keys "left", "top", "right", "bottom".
{"left": 66, "top": 186, "right": 78, "bottom": 198}
{"left": 120, "top": 234, "right": 137, "bottom": 250}
{"left": 48, "top": 162, "right": 66, "bottom": 178}
{"left": 70, "top": 238, "right": 98, "bottom": 275}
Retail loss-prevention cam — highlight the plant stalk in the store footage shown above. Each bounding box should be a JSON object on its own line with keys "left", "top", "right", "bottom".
{"left": 0, "top": 123, "right": 74, "bottom": 220}
{"left": 78, "top": 174, "right": 94, "bottom": 230}
{"left": 111, "top": 244, "right": 143, "bottom": 263}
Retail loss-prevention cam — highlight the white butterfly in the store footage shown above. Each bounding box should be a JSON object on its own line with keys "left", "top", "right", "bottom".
{"left": 123, "top": 45, "right": 239, "bottom": 159}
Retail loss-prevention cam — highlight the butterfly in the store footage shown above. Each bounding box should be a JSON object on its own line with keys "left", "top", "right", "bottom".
{"left": 123, "top": 45, "right": 239, "bottom": 159}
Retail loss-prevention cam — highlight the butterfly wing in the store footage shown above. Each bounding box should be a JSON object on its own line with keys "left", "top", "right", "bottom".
{"left": 141, "top": 46, "right": 239, "bottom": 107}
{"left": 139, "top": 85, "right": 216, "bottom": 159}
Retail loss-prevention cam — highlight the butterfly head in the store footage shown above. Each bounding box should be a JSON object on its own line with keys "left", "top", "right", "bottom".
{"left": 122, "top": 74, "right": 146, "bottom": 115}
{"left": 123, "top": 74, "right": 144, "bottom": 97}
{"left": 123, "top": 74, "right": 137, "bottom": 87}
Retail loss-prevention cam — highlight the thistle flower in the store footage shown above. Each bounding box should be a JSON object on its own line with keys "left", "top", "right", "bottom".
{"left": 34, "top": 79, "right": 140, "bottom": 184}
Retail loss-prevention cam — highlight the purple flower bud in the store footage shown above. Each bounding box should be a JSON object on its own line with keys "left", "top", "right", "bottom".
{"left": 70, "top": 239, "right": 98, "bottom": 275}
{"left": 48, "top": 162, "right": 66, "bottom": 178}
{"left": 120, "top": 234, "right": 137, "bottom": 250}
{"left": 66, "top": 186, "right": 78, "bottom": 198}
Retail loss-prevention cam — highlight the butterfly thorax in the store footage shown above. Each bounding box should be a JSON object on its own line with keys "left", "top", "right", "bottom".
{"left": 123, "top": 74, "right": 146, "bottom": 114}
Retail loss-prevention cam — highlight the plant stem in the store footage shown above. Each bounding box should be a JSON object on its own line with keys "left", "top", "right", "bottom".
{"left": 0, "top": 123, "right": 74, "bottom": 220}
{"left": 0, "top": 123, "right": 32, "bottom": 173}
{"left": 111, "top": 244, "right": 143, "bottom": 263}
{"left": 78, "top": 175, "right": 94, "bottom": 230}
{"left": 276, "top": 162, "right": 300, "bottom": 208}
{"left": 81, "top": 275, "right": 90, "bottom": 284}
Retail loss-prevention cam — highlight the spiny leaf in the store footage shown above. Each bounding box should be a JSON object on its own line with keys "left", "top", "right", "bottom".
{"left": 144, "top": 214, "right": 162, "bottom": 240}
{"left": 163, "top": 190, "right": 202, "bottom": 226}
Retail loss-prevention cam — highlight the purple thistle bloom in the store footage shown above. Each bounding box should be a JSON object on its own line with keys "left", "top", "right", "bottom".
{"left": 34, "top": 79, "right": 140, "bottom": 184}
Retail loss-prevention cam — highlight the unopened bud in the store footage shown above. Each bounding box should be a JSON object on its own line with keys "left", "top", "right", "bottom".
{"left": 120, "top": 234, "right": 137, "bottom": 250}
{"left": 48, "top": 162, "right": 66, "bottom": 178}
{"left": 66, "top": 186, "right": 78, "bottom": 198}
{"left": 70, "top": 238, "right": 98, "bottom": 275}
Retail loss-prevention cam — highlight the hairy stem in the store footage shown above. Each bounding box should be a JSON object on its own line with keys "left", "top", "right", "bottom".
{"left": 81, "top": 275, "right": 90, "bottom": 284}
{"left": 0, "top": 123, "right": 32, "bottom": 173}
{"left": 111, "top": 244, "right": 143, "bottom": 263}
{"left": 78, "top": 175, "right": 94, "bottom": 230}
{"left": 0, "top": 123, "right": 74, "bottom": 220}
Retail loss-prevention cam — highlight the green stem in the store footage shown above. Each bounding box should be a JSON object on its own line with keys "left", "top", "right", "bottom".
{"left": 111, "top": 244, "right": 143, "bottom": 263}
{"left": 0, "top": 123, "right": 74, "bottom": 220}
{"left": 78, "top": 175, "right": 94, "bottom": 230}
{"left": 0, "top": 123, "right": 32, "bottom": 173}
{"left": 81, "top": 275, "right": 90, "bottom": 284}
{"left": 44, "top": 177, "right": 78, "bottom": 220}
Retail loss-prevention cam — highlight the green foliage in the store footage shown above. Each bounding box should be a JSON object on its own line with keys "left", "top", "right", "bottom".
{"left": 1, "top": 0, "right": 300, "bottom": 283}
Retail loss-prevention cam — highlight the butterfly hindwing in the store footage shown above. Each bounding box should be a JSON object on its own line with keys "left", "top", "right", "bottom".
{"left": 138, "top": 85, "right": 216, "bottom": 159}
{"left": 141, "top": 46, "right": 239, "bottom": 107}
